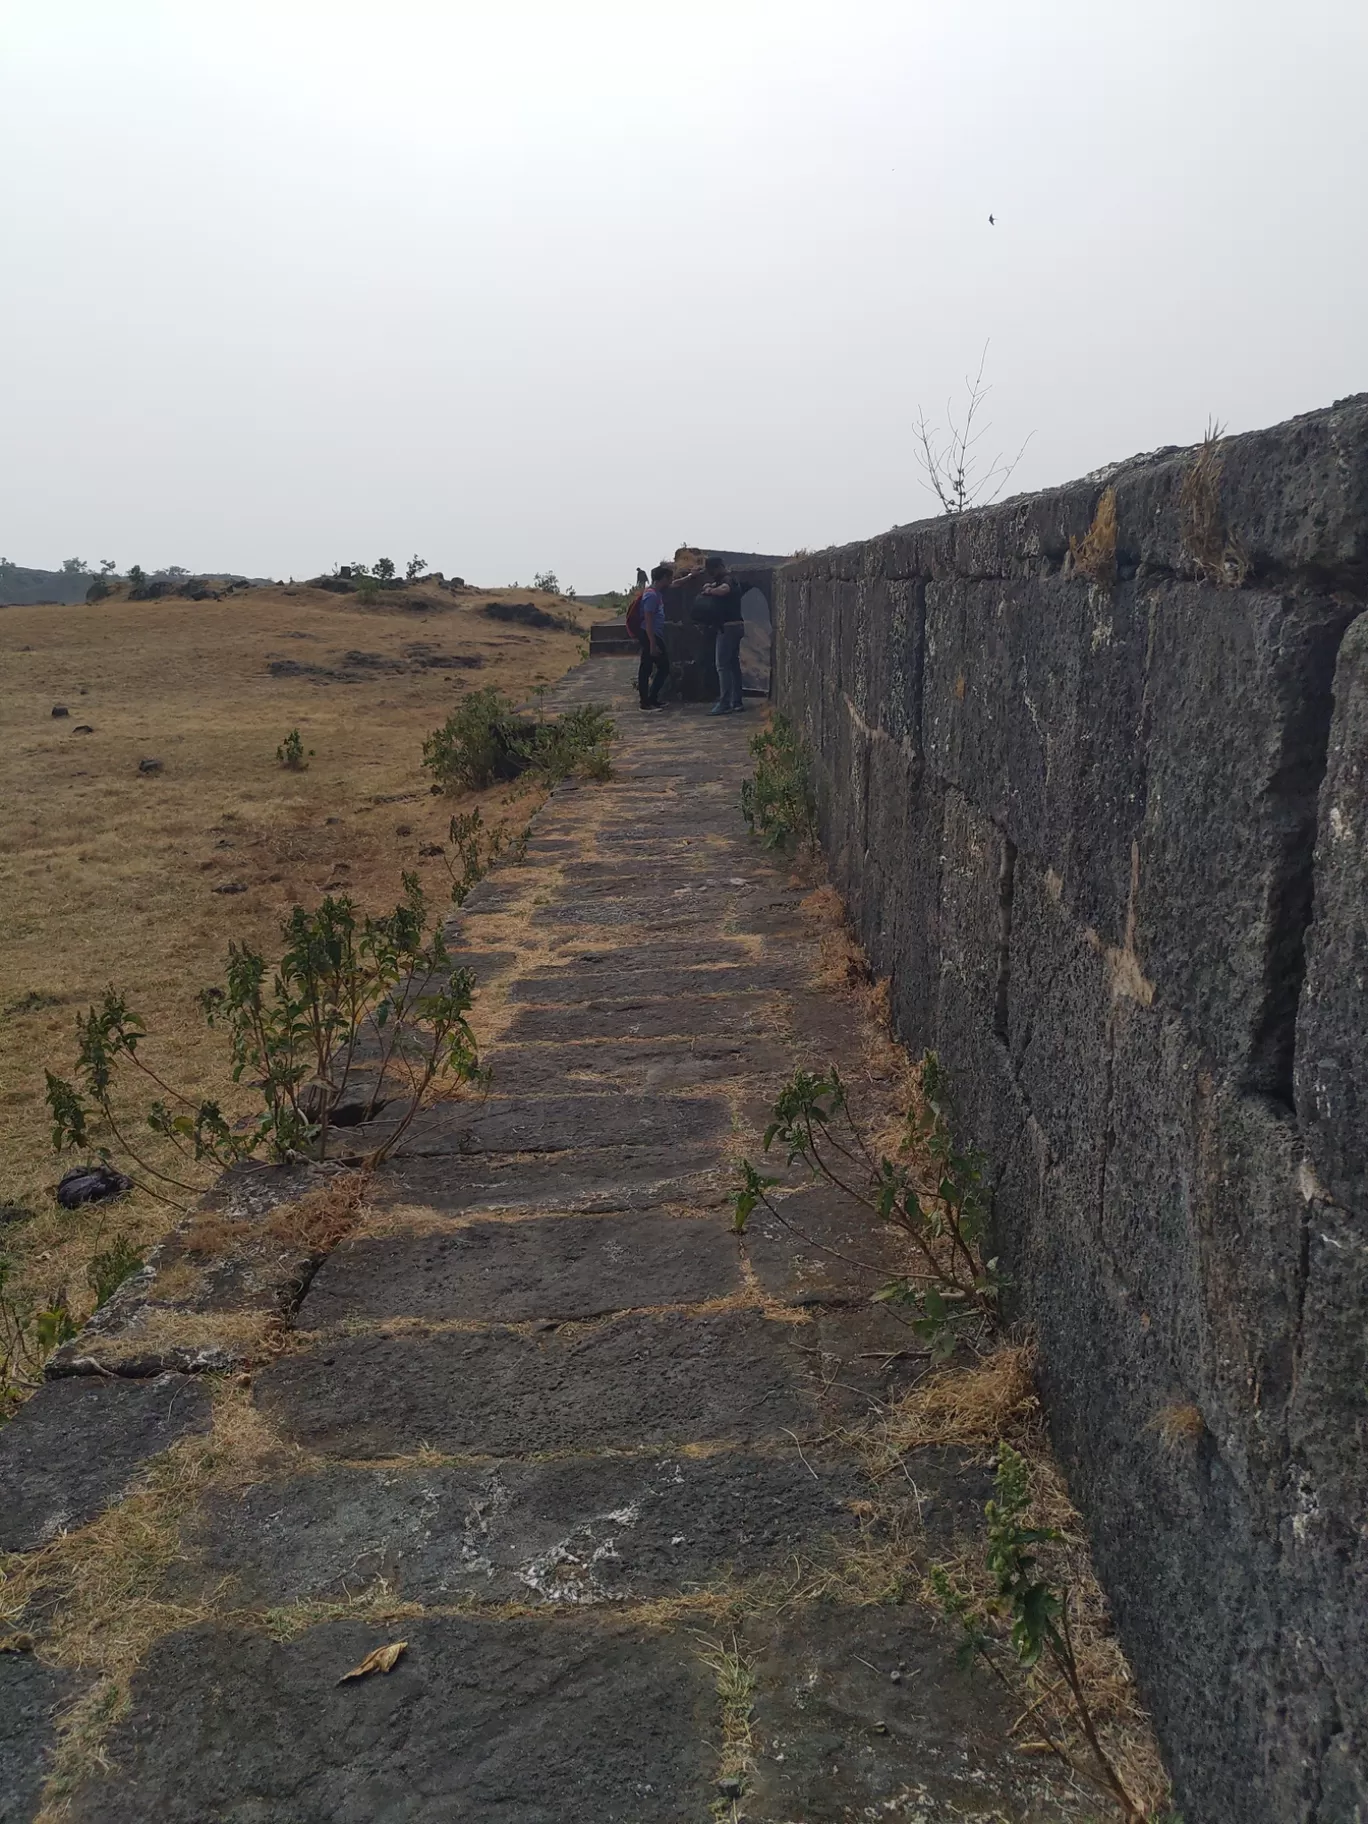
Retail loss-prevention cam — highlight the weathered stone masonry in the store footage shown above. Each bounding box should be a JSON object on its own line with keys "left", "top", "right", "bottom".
{"left": 773, "top": 396, "right": 1368, "bottom": 1824}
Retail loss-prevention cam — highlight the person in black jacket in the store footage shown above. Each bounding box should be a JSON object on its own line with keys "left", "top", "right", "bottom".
{"left": 695, "top": 556, "right": 746, "bottom": 715}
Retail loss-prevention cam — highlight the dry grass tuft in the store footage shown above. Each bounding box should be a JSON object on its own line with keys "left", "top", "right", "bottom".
{"left": 263, "top": 1172, "right": 367, "bottom": 1254}
{"left": 1149, "top": 1400, "right": 1205, "bottom": 1451}
{"left": 871, "top": 1345, "right": 1039, "bottom": 1467}
{"left": 1179, "top": 431, "right": 1251, "bottom": 587}
{"left": 1070, "top": 486, "right": 1119, "bottom": 587}
{"left": 60, "top": 1309, "right": 278, "bottom": 1370}
{"left": 694, "top": 1628, "right": 757, "bottom": 1806}
{"left": 261, "top": 1578, "right": 425, "bottom": 1643}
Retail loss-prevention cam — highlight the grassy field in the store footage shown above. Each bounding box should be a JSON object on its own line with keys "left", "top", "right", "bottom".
{"left": 0, "top": 576, "right": 595, "bottom": 1404}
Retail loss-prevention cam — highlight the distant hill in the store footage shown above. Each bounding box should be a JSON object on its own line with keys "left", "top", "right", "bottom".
{"left": 0, "top": 564, "right": 271, "bottom": 606}
{"left": 0, "top": 563, "right": 96, "bottom": 606}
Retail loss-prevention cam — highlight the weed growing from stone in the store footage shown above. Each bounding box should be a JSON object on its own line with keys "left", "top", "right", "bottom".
{"left": 0, "top": 1257, "right": 77, "bottom": 1410}
{"left": 733, "top": 1053, "right": 1000, "bottom": 1361}
{"left": 275, "top": 727, "right": 311, "bottom": 769}
{"left": 442, "top": 809, "right": 531, "bottom": 907}
{"left": 739, "top": 715, "right": 817, "bottom": 852}
{"left": 423, "top": 690, "right": 615, "bottom": 794}
{"left": 45, "top": 876, "right": 481, "bottom": 1200}
{"left": 86, "top": 1233, "right": 144, "bottom": 1308}
{"left": 931, "top": 1445, "right": 1146, "bottom": 1820}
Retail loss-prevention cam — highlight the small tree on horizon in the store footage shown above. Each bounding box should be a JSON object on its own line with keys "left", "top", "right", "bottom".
{"left": 405, "top": 554, "right": 427, "bottom": 582}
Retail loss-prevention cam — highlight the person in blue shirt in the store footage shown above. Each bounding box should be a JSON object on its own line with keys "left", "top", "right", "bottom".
{"left": 636, "top": 563, "right": 672, "bottom": 710}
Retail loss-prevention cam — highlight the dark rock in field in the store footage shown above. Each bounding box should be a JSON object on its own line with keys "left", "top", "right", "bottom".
{"left": 56, "top": 1164, "right": 131, "bottom": 1209}
{"left": 402, "top": 646, "right": 483, "bottom": 669}
{"left": 0, "top": 1652, "right": 79, "bottom": 1824}
{"left": 137, "top": 757, "right": 163, "bottom": 774}
{"left": 0, "top": 1202, "right": 35, "bottom": 1226}
{"left": 73, "top": 723, "right": 93, "bottom": 733}
{"left": 179, "top": 1448, "right": 865, "bottom": 1608}
{"left": 307, "top": 574, "right": 357, "bottom": 594}
{"left": 267, "top": 658, "right": 332, "bottom": 680}
{"left": 211, "top": 880, "right": 246, "bottom": 895}
{"left": 482, "top": 599, "right": 574, "bottom": 631}
{"left": 254, "top": 1309, "right": 814, "bottom": 1458}
{"left": 297, "top": 1212, "right": 740, "bottom": 1326}
{"left": 51, "top": 704, "right": 69, "bottom": 717}
{"left": 61, "top": 1616, "right": 712, "bottom": 1824}
{"left": 0, "top": 1374, "right": 213, "bottom": 1551}
{"left": 418, "top": 842, "right": 444, "bottom": 856}
{"left": 297, "top": 1078, "right": 388, "bottom": 1129}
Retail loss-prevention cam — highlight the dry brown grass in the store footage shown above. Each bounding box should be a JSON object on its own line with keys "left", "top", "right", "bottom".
{"left": 0, "top": 580, "right": 588, "bottom": 1368}
{"left": 1179, "top": 431, "right": 1251, "bottom": 586}
{"left": 1149, "top": 1399, "right": 1205, "bottom": 1451}
{"left": 1070, "top": 485, "right": 1119, "bottom": 587}
{"left": 877, "top": 1345, "right": 1040, "bottom": 1454}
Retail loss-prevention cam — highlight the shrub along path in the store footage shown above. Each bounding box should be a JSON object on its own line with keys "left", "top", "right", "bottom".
{"left": 2, "top": 663, "right": 1109, "bottom": 1822}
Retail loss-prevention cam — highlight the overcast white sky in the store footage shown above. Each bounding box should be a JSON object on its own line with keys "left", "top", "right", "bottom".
{"left": 3, "top": 1, "right": 1365, "bottom": 591}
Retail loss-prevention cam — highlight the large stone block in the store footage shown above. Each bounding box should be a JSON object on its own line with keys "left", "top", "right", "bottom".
{"left": 940, "top": 787, "right": 1010, "bottom": 1034}
{"left": 921, "top": 575, "right": 1083, "bottom": 870}
{"left": 1133, "top": 584, "right": 1355, "bottom": 1094}
{"left": 64, "top": 1617, "right": 713, "bottom": 1824}
{"left": 1296, "top": 610, "right": 1368, "bottom": 1215}
{"left": 1005, "top": 854, "right": 1113, "bottom": 1180}
{"left": 0, "top": 1374, "right": 213, "bottom": 1552}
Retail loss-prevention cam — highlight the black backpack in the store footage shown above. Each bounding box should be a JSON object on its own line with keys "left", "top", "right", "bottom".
{"left": 689, "top": 580, "right": 739, "bottom": 631}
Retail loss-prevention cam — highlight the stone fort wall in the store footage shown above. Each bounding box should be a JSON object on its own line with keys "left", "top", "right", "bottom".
{"left": 772, "top": 396, "right": 1368, "bottom": 1824}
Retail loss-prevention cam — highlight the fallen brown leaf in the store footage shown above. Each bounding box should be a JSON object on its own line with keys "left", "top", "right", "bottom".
{"left": 338, "top": 1640, "right": 407, "bottom": 1684}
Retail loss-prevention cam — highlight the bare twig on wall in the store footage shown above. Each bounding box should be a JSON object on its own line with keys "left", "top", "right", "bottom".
{"left": 914, "top": 344, "right": 1033, "bottom": 516}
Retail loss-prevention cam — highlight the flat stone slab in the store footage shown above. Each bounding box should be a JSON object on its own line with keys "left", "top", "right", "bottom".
{"left": 0, "top": 1652, "right": 77, "bottom": 1824}
{"left": 299, "top": 1214, "right": 741, "bottom": 1325}
{"left": 254, "top": 1310, "right": 816, "bottom": 1457}
{"left": 179, "top": 1448, "right": 864, "bottom": 1608}
{"left": 0, "top": 1373, "right": 214, "bottom": 1551}
{"left": 64, "top": 1616, "right": 714, "bottom": 1824}
{"left": 375, "top": 1143, "right": 725, "bottom": 1216}
{"left": 505, "top": 962, "right": 794, "bottom": 1004}
{"left": 521, "top": 940, "right": 757, "bottom": 971}
{"left": 505, "top": 994, "right": 781, "bottom": 1044}
{"left": 482, "top": 1035, "right": 791, "bottom": 1094}
{"left": 359, "top": 1092, "right": 728, "bottom": 1159}
{"left": 743, "top": 1185, "right": 911, "bottom": 1304}
{"left": 743, "top": 1605, "right": 1092, "bottom": 1821}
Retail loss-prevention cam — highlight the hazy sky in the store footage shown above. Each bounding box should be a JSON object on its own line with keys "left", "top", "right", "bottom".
{"left": 3, "top": 1, "right": 1365, "bottom": 592}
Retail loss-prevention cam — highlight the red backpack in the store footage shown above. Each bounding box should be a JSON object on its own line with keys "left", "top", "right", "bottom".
{"left": 624, "top": 588, "right": 645, "bottom": 639}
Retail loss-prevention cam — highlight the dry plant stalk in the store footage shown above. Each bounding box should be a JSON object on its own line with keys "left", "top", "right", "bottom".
{"left": 1070, "top": 486, "right": 1119, "bottom": 586}
{"left": 1179, "top": 431, "right": 1251, "bottom": 586}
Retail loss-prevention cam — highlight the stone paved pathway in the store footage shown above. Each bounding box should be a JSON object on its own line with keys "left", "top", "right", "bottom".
{"left": 2, "top": 663, "right": 1104, "bottom": 1823}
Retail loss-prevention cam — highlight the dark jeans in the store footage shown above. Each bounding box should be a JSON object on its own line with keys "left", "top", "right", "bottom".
{"left": 637, "top": 630, "right": 669, "bottom": 704}
{"left": 714, "top": 621, "right": 744, "bottom": 708}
